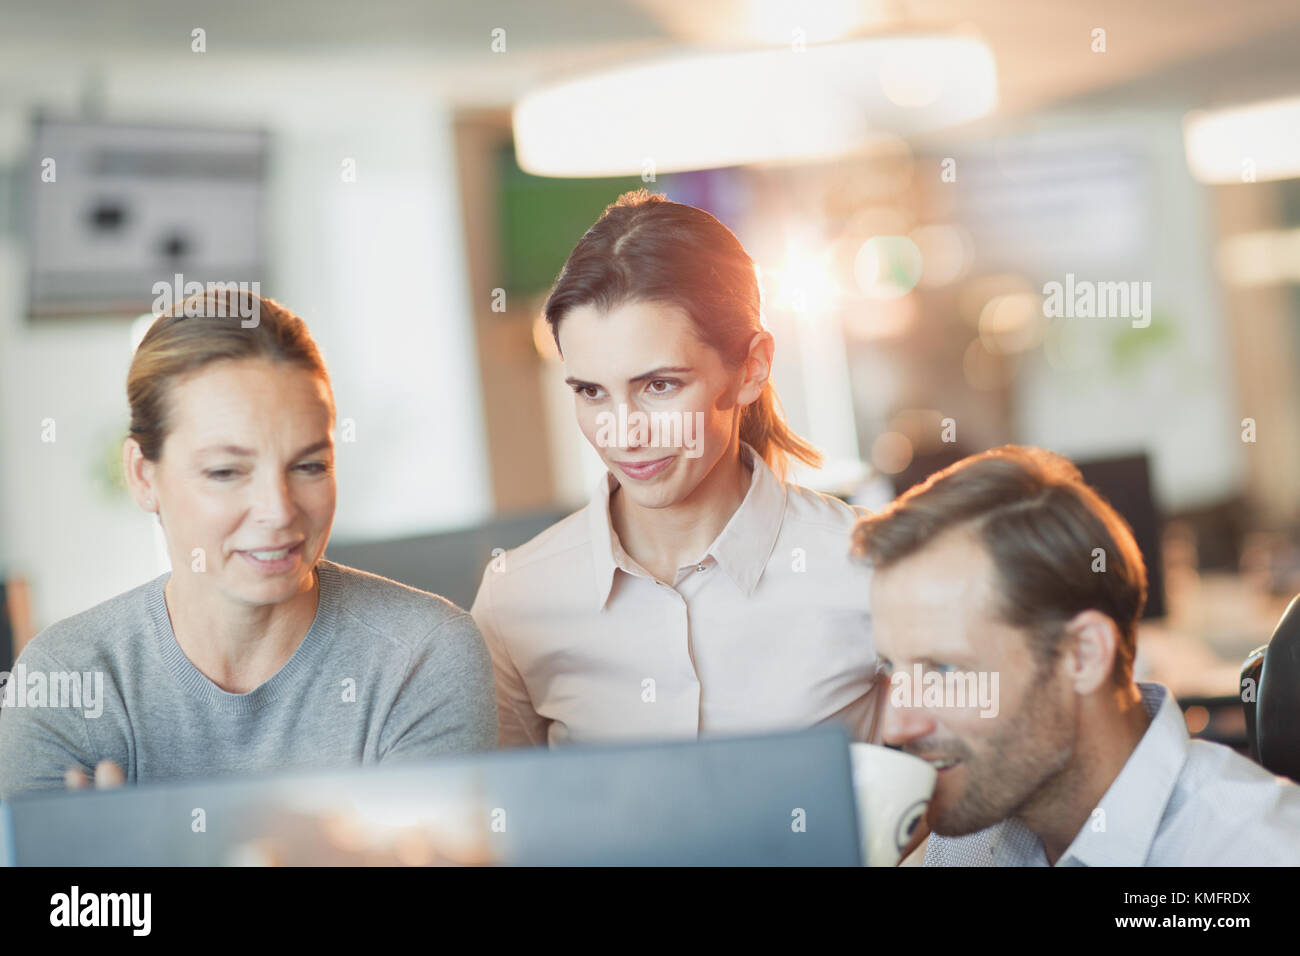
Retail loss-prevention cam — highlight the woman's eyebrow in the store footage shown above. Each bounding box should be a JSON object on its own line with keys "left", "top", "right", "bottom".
{"left": 294, "top": 439, "right": 333, "bottom": 457}
{"left": 196, "top": 444, "right": 256, "bottom": 457}
{"left": 628, "top": 366, "right": 692, "bottom": 384}
{"left": 195, "top": 439, "right": 332, "bottom": 458}
{"left": 563, "top": 366, "right": 692, "bottom": 389}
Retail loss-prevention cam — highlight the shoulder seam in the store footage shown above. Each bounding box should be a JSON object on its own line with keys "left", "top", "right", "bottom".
{"left": 10, "top": 642, "right": 100, "bottom": 770}
{"left": 494, "top": 536, "right": 592, "bottom": 577}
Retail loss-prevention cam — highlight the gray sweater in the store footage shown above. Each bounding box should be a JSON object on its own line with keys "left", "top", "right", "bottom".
{"left": 0, "top": 560, "right": 496, "bottom": 800}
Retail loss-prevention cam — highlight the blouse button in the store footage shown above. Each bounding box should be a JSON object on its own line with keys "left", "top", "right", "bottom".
{"left": 696, "top": 564, "right": 706, "bottom": 572}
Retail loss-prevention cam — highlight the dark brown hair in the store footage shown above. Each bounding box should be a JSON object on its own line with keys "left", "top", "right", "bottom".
{"left": 851, "top": 445, "right": 1148, "bottom": 684}
{"left": 127, "top": 289, "right": 332, "bottom": 462}
{"left": 543, "top": 189, "right": 821, "bottom": 478}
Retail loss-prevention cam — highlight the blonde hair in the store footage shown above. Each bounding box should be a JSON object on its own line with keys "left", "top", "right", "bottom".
{"left": 127, "top": 289, "right": 331, "bottom": 461}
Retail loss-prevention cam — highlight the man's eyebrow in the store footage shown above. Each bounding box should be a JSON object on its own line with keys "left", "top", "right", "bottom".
{"left": 918, "top": 656, "right": 971, "bottom": 669}
{"left": 563, "top": 366, "right": 693, "bottom": 389}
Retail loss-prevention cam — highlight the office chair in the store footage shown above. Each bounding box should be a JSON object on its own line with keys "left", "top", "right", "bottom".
{"left": 1241, "top": 594, "right": 1300, "bottom": 783}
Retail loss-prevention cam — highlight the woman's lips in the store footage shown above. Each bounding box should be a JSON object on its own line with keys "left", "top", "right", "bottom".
{"left": 615, "top": 455, "right": 674, "bottom": 481}
{"left": 238, "top": 541, "right": 304, "bottom": 574}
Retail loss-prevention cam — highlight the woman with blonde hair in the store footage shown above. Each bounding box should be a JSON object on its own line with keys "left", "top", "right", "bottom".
{"left": 472, "top": 190, "right": 884, "bottom": 747}
{"left": 0, "top": 290, "right": 494, "bottom": 798}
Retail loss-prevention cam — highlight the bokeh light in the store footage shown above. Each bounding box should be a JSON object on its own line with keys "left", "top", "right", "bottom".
{"left": 978, "top": 292, "right": 1046, "bottom": 354}
{"left": 911, "top": 223, "right": 973, "bottom": 286}
{"left": 871, "top": 431, "right": 914, "bottom": 474}
{"left": 854, "top": 236, "right": 924, "bottom": 299}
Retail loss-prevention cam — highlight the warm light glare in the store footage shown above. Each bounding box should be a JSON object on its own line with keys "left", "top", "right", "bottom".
{"left": 1217, "top": 228, "right": 1300, "bottom": 286}
{"left": 880, "top": 48, "right": 944, "bottom": 108}
{"left": 871, "top": 431, "right": 914, "bottom": 475}
{"left": 911, "top": 224, "right": 972, "bottom": 286}
{"left": 770, "top": 241, "right": 842, "bottom": 317}
{"left": 532, "top": 312, "right": 561, "bottom": 362}
{"left": 854, "top": 236, "right": 923, "bottom": 299}
{"left": 514, "top": 35, "right": 998, "bottom": 177}
{"left": 958, "top": 273, "right": 1034, "bottom": 327}
{"left": 743, "top": 0, "right": 866, "bottom": 45}
{"left": 978, "top": 293, "right": 1045, "bottom": 355}
{"left": 843, "top": 296, "right": 917, "bottom": 341}
{"left": 1184, "top": 97, "right": 1300, "bottom": 184}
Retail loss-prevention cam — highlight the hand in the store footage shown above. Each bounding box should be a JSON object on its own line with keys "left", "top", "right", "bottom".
{"left": 898, "top": 816, "right": 930, "bottom": 865}
{"left": 64, "top": 760, "right": 126, "bottom": 790}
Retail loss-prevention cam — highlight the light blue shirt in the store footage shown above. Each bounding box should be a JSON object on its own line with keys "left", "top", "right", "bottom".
{"left": 924, "top": 682, "right": 1300, "bottom": 866}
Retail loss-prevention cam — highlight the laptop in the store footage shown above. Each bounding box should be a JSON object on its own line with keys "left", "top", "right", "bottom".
{"left": 1, "top": 724, "right": 861, "bottom": 866}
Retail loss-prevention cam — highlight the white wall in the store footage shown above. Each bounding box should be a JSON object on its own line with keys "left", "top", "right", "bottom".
{"left": 953, "top": 110, "right": 1246, "bottom": 511}
{"left": 1015, "top": 113, "right": 1245, "bottom": 510}
{"left": 0, "top": 55, "right": 490, "bottom": 629}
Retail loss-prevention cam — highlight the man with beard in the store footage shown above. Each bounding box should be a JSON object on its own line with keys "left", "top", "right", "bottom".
{"left": 851, "top": 445, "right": 1300, "bottom": 866}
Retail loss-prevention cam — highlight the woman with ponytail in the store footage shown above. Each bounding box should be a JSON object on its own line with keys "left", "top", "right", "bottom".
{"left": 471, "top": 190, "right": 883, "bottom": 747}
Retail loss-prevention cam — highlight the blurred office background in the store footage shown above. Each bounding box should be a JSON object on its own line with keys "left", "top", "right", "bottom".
{"left": 2, "top": 1, "right": 1300, "bottom": 748}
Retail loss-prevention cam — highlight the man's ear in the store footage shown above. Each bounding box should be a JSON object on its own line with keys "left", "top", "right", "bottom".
{"left": 1060, "top": 609, "right": 1121, "bottom": 694}
{"left": 737, "top": 330, "right": 774, "bottom": 407}
{"left": 122, "top": 438, "right": 159, "bottom": 513}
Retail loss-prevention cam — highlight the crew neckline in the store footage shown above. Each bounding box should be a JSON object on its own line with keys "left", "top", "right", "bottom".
{"left": 146, "top": 560, "right": 342, "bottom": 715}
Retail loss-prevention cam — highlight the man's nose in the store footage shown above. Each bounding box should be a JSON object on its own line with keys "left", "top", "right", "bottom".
{"left": 882, "top": 696, "right": 937, "bottom": 748}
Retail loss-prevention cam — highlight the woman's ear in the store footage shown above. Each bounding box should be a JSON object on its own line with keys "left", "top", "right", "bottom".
{"left": 737, "top": 330, "right": 774, "bottom": 406}
{"left": 122, "top": 438, "right": 158, "bottom": 512}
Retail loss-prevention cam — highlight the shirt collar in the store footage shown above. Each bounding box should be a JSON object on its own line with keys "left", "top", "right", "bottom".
{"left": 989, "top": 681, "right": 1188, "bottom": 867}
{"left": 587, "top": 470, "right": 621, "bottom": 610}
{"left": 585, "top": 442, "right": 787, "bottom": 609}
{"left": 708, "top": 444, "right": 787, "bottom": 596}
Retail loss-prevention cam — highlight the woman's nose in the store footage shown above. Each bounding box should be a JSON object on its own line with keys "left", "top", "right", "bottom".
{"left": 252, "top": 472, "right": 295, "bottom": 526}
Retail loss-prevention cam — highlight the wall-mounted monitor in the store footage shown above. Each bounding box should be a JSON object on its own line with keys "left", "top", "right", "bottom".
{"left": 27, "top": 116, "right": 268, "bottom": 318}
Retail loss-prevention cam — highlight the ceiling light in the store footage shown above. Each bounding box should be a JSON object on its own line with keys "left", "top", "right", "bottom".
{"left": 1184, "top": 96, "right": 1300, "bottom": 184}
{"left": 513, "top": 35, "right": 998, "bottom": 177}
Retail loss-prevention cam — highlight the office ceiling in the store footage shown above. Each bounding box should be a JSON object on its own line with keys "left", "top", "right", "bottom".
{"left": 1, "top": 0, "right": 1298, "bottom": 115}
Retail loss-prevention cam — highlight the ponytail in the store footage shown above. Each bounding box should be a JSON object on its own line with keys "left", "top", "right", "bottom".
{"left": 739, "top": 384, "right": 823, "bottom": 479}
{"left": 546, "top": 189, "right": 823, "bottom": 480}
